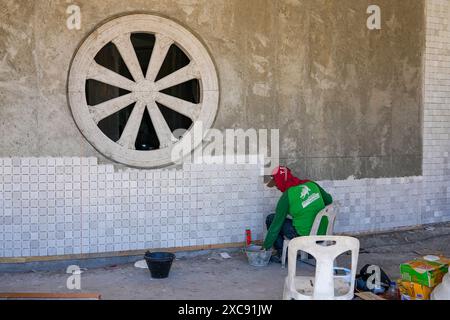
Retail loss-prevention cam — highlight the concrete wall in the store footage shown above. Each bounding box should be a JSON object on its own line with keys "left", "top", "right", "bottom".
{"left": 0, "top": 0, "right": 424, "bottom": 180}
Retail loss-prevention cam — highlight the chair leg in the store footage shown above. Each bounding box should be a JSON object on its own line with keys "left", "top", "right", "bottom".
{"left": 281, "top": 240, "right": 288, "bottom": 268}
{"left": 282, "top": 282, "right": 290, "bottom": 300}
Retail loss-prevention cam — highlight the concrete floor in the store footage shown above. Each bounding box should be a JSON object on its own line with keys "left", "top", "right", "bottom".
{"left": 1, "top": 223, "right": 449, "bottom": 300}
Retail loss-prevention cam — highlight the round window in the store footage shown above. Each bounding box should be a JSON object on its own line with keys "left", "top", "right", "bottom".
{"left": 68, "top": 14, "right": 219, "bottom": 168}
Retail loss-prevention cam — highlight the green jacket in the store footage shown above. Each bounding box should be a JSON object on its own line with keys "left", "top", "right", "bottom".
{"left": 263, "top": 181, "right": 333, "bottom": 250}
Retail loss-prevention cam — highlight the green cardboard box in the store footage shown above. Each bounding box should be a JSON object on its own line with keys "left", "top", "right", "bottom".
{"left": 400, "top": 259, "right": 448, "bottom": 288}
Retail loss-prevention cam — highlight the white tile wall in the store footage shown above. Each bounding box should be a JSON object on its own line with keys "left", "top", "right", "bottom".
{"left": 422, "top": 0, "right": 450, "bottom": 225}
{"left": 0, "top": 158, "right": 271, "bottom": 257}
{"left": 0, "top": 0, "right": 449, "bottom": 258}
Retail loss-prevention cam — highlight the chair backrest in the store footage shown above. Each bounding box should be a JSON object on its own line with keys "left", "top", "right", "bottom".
{"left": 310, "top": 205, "right": 337, "bottom": 236}
{"left": 287, "top": 236, "right": 359, "bottom": 300}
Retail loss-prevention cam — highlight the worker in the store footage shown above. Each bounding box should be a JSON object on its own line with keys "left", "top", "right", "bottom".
{"left": 262, "top": 166, "right": 333, "bottom": 263}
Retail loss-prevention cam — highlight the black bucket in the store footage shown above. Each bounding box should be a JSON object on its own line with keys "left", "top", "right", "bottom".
{"left": 144, "top": 252, "right": 175, "bottom": 279}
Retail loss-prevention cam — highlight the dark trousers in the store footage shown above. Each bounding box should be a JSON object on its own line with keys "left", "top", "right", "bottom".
{"left": 265, "top": 214, "right": 300, "bottom": 256}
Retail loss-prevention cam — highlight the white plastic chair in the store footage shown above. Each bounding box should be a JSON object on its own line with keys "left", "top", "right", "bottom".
{"left": 283, "top": 235, "right": 360, "bottom": 300}
{"left": 281, "top": 204, "right": 337, "bottom": 268}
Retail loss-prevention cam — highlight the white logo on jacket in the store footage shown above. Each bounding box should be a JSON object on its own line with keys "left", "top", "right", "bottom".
{"left": 300, "top": 186, "right": 311, "bottom": 199}
{"left": 302, "top": 193, "right": 320, "bottom": 208}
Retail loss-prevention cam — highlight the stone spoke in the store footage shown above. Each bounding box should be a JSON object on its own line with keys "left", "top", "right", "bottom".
{"left": 89, "top": 93, "right": 136, "bottom": 124}
{"left": 112, "top": 33, "right": 145, "bottom": 82}
{"left": 147, "top": 101, "right": 175, "bottom": 148}
{"left": 146, "top": 34, "right": 174, "bottom": 82}
{"left": 87, "top": 61, "right": 136, "bottom": 92}
{"left": 154, "top": 62, "right": 200, "bottom": 92}
{"left": 155, "top": 92, "right": 200, "bottom": 120}
{"left": 117, "top": 101, "right": 146, "bottom": 150}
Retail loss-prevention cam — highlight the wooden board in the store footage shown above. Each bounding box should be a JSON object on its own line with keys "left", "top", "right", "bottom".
{"left": 355, "top": 292, "right": 386, "bottom": 300}
{"left": 0, "top": 241, "right": 258, "bottom": 264}
{"left": 0, "top": 292, "right": 101, "bottom": 300}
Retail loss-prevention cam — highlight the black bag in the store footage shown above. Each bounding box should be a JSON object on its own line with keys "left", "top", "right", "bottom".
{"left": 355, "top": 264, "right": 392, "bottom": 292}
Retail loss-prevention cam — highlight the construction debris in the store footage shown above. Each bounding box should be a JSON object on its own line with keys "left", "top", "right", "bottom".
{"left": 134, "top": 260, "right": 147, "bottom": 269}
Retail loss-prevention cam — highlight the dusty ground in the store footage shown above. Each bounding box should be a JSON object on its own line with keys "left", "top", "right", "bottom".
{"left": 0, "top": 223, "right": 449, "bottom": 300}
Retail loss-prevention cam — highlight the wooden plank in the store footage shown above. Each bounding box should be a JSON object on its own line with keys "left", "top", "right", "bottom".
{"left": 0, "top": 293, "right": 101, "bottom": 300}
{"left": 0, "top": 241, "right": 262, "bottom": 264}
{"left": 355, "top": 292, "right": 386, "bottom": 300}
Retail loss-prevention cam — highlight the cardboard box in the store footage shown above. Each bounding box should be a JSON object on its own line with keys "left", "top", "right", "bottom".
{"left": 398, "top": 280, "right": 434, "bottom": 300}
{"left": 400, "top": 258, "right": 448, "bottom": 287}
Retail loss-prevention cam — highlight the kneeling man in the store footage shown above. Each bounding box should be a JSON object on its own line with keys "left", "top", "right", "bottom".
{"left": 262, "top": 166, "right": 333, "bottom": 262}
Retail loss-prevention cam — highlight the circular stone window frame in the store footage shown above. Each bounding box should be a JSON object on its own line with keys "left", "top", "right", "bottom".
{"left": 68, "top": 14, "right": 219, "bottom": 168}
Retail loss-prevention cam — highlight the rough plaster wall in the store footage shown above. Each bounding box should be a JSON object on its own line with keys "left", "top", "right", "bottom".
{"left": 276, "top": 0, "right": 424, "bottom": 179}
{"left": 0, "top": 0, "right": 424, "bottom": 180}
